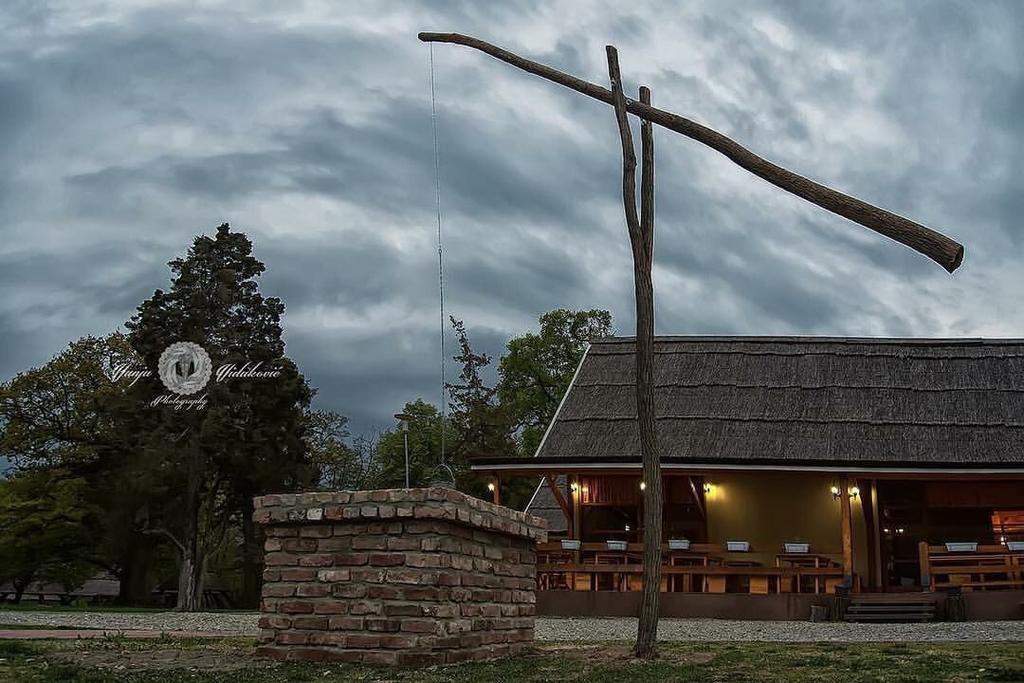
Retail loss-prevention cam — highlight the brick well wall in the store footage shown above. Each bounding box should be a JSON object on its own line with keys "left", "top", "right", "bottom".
{"left": 252, "top": 487, "right": 547, "bottom": 665}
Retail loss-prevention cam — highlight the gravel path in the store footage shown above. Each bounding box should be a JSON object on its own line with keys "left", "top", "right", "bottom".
{"left": 0, "top": 612, "right": 255, "bottom": 634}
{"left": 2, "top": 612, "right": 1023, "bottom": 642}
{"left": 535, "top": 617, "right": 1024, "bottom": 642}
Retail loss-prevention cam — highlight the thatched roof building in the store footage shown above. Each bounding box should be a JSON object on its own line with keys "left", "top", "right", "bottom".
{"left": 477, "top": 336, "right": 1024, "bottom": 473}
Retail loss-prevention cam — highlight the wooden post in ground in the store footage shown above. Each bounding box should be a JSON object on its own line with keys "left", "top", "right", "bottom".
{"left": 919, "top": 541, "right": 932, "bottom": 590}
{"left": 839, "top": 474, "right": 854, "bottom": 588}
{"left": 605, "top": 48, "right": 662, "bottom": 658}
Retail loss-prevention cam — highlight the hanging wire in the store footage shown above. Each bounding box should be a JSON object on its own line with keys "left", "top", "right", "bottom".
{"left": 429, "top": 42, "right": 447, "bottom": 471}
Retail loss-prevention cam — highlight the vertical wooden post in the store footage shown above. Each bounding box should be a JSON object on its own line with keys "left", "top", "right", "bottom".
{"left": 870, "top": 479, "right": 883, "bottom": 590}
{"left": 492, "top": 475, "right": 501, "bottom": 506}
{"left": 918, "top": 541, "right": 932, "bottom": 590}
{"left": 839, "top": 474, "right": 854, "bottom": 588}
{"left": 860, "top": 478, "right": 877, "bottom": 588}
{"left": 571, "top": 475, "right": 582, "bottom": 541}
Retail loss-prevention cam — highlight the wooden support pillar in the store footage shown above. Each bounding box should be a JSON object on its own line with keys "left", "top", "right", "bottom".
{"left": 545, "top": 475, "right": 572, "bottom": 533}
{"left": 839, "top": 474, "right": 854, "bottom": 588}
{"left": 491, "top": 475, "right": 501, "bottom": 506}
{"left": 860, "top": 478, "right": 877, "bottom": 589}
{"left": 919, "top": 541, "right": 932, "bottom": 590}
{"left": 869, "top": 479, "right": 883, "bottom": 590}
{"left": 571, "top": 475, "right": 582, "bottom": 541}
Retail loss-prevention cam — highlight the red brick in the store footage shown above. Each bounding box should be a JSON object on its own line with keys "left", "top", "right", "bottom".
{"left": 364, "top": 618, "right": 402, "bottom": 632}
{"left": 263, "top": 584, "right": 296, "bottom": 598}
{"left": 277, "top": 631, "right": 309, "bottom": 645}
{"left": 369, "top": 554, "right": 405, "bottom": 567}
{"left": 282, "top": 538, "right": 317, "bottom": 552}
{"left": 296, "top": 584, "right": 330, "bottom": 597}
{"left": 280, "top": 568, "right": 317, "bottom": 581}
{"left": 352, "top": 537, "right": 387, "bottom": 551}
{"left": 401, "top": 619, "right": 439, "bottom": 634}
{"left": 279, "top": 601, "right": 315, "bottom": 614}
{"left": 328, "top": 616, "right": 364, "bottom": 631}
{"left": 257, "top": 615, "right": 291, "bottom": 629}
{"left": 264, "top": 552, "right": 299, "bottom": 566}
{"left": 383, "top": 603, "right": 422, "bottom": 617}
{"left": 297, "top": 553, "right": 334, "bottom": 567}
{"left": 333, "top": 553, "right": 368, "bottom": 565}
{"left": 346, "top": 633, "right": 381, "bottom": 648}
{"left": 348, "top": 600, "right": 381, "bottom": 615}
{"left": 291, "top": 616, "right": 329, "bottom": 630}
{"left": 313, "top": 600, "right": 348, "bottom": 615}
{"left": 380, "top": 634, "right": 419, "bottom": 649}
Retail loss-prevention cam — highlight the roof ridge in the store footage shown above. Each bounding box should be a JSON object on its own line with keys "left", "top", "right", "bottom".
{"left": 570, "top": 382, "right": 1024, "bottom": 393}
{"left": 590, "top": 335, "right": 1024, "bottom": 345}
{"left": 554, "top": 415, "right": 1024, "bottom": 428}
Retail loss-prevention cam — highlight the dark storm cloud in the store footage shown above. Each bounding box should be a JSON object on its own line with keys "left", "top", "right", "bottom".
{"left": 1, "top": 1, "right": 1022, "bottom": 435}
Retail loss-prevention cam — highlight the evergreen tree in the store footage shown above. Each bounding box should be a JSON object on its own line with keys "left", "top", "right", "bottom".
{"left": 125, "top": 223, "right": 313, "bottom": 610}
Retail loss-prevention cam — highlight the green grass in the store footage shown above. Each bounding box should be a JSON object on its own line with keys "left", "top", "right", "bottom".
{"left": 1, "top": 638, "right": 1023, "bottom": 682}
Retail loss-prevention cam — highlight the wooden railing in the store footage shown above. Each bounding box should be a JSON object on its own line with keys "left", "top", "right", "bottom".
{"left": 918, "top": 542, "right": 1024, "bottom": 591}
{"left": 536, "top": 542, "right": 844, "bottom": 594}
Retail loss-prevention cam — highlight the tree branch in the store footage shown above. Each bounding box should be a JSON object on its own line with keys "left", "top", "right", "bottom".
{"left": 419, "top": 32, "right": 964, "bottom": 272}
{"left": 142, "top": 527, "right": 185, "bottom": 555}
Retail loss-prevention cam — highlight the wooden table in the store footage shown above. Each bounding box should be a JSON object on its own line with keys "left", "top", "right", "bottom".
{"left": 775, "top": 553, "right": 840, "bottom": 594}
{"left": 666, "top": 551, "right": 719, "bottom": 592}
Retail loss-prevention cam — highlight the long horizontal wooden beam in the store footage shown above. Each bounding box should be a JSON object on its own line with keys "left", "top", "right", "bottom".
{"left": 419, "top": 32, "right": 964, "bottom": 273}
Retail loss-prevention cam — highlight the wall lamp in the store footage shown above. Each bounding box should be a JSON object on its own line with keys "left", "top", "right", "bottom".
{"left": 639, "top": 481, "right": 646, "bottom": 491}
{"left": 703, "top": 482, "right": 713, "bottom": 494}
{"left": 831, "top": 485, "right": 859, "bottom": 500}
{"left": 487, "top": 482, "right": 496, "bottom": 493}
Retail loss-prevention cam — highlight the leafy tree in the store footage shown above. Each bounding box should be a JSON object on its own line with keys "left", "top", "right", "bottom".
{"left": 125, "top": 223, "right": 314, "bottom": 610}
{"left": 0, "top": 333, "right": 157, "bottom": 603}
{"left": 308, "top": 410, "right": 377, "bottom": 491}
{"left": 0, "top": 469, "right": 95, "bottom": 603}
{"left": 447, "top": 317, "right": 514, "bottom": 458}
{"left": 372, "top": 400, "right": 459, "bottom": 489}
{"left": 497, "top": 309, "right": 613, "bottom": 453}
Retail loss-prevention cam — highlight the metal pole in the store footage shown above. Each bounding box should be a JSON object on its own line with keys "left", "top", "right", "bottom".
{"left": 403, "top": 430, "right": 410, "bottom": 489}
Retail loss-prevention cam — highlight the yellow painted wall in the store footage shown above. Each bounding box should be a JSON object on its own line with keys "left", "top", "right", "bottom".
{"left": 702, "top": 472, "right": 869, "bottom": 579}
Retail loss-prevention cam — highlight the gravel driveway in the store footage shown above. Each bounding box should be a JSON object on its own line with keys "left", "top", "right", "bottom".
{"left": 3, "top": 612, "right": 1024, "bottom": 642}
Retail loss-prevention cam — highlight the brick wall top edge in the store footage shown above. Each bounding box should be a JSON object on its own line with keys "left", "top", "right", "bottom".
{"left": 253, "top": 487, "right": 547, "bottom": 542}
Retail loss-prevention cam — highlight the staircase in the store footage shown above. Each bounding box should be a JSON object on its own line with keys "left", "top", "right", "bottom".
{"left": 842, "top": 593, "right": 938, "bottom": 622}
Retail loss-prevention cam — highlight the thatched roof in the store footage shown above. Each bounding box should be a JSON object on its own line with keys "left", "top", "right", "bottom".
{"left": 524, "top": 475, "right": 569, "bottom": 535}
{"left": 527, "top": 336, "right": 1024, "bottom": 468}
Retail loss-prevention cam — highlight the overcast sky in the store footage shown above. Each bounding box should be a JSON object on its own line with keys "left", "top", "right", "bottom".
{"left": 2, "top": 1, "right": 1022, "bottom": 436}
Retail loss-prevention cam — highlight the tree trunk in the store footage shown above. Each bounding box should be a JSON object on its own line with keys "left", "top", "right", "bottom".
{"left": 115, "top": 532, "right": 153, "bottom": 604}
{"left": 175, "top": 470, "right": 205, "bottom": 612}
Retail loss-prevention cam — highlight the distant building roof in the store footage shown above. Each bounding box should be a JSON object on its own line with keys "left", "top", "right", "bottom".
{"left": 477, "top": 336, "right": 1024, "bottom": 471}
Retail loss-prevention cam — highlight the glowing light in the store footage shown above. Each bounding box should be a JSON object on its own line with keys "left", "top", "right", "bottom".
{"left": 639, "top": 481, "right": 646, "bottom": 491}
{"left": 849, "top": 486, "right": 860, "bottom": 499}
{"left": 487, "top": 483, "right": 495, "bottom": 492}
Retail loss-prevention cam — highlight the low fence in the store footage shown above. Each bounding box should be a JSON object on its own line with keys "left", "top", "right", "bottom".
{"left": 919, "top": 543, "right": 1024, "bottom": 592}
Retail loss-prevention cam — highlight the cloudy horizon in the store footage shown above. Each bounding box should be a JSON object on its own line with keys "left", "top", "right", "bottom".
{"left": 2, "top": 1, "right": 1023, "bottom": 436}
